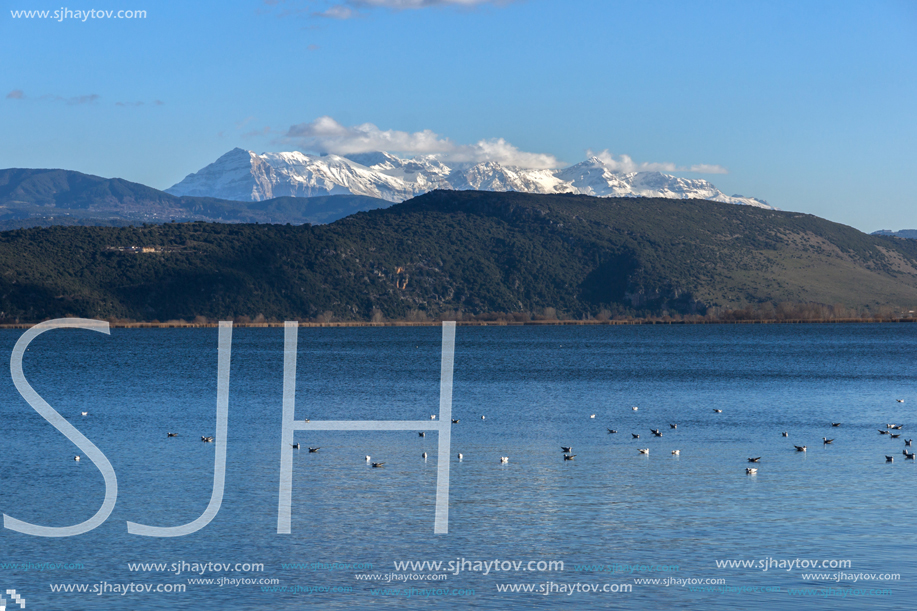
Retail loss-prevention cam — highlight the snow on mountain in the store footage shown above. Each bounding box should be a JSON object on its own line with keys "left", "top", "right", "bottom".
{"left": 447, "top": 161, "right": 575, "bottom": 194}
{"left": 168, "top": 149, "right": 774, "bottom": 209}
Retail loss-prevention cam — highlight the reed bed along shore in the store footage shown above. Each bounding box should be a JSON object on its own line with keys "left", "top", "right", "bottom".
{"left": 1, "top": 317, "right": 915, "bottom": 330}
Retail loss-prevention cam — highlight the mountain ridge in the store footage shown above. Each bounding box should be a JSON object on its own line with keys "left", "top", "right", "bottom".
{"left": 0, "top": 167, "right": 390, "bottom": 229}
{"left": 1, "top": 190, "right": 914, "bottom": 323}
{"left": 167, "top": 148, "right": 774, "bottom": 209}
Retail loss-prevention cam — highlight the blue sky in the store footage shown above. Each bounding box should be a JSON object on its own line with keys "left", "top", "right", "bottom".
{"left": 1, "top": 0, "right": 915, "bottom": 231}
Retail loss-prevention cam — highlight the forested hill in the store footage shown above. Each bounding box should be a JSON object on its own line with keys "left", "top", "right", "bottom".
{"left": 1, "top": 190, "right": 916, "bottom": 322}
{"left": 0, "top": 168, "right": 390, "bottom": 228}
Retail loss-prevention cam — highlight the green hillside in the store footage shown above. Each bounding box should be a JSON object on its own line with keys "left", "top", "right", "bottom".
{"left": 1, "top": 190, "right": 916, "bottom": 322}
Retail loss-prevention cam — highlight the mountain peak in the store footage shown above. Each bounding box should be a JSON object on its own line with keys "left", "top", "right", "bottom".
{"left": 167, "top": 149, "right": 774, "bottom": 209}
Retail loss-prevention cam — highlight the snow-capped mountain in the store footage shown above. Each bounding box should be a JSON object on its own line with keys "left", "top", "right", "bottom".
{"left": 167, "top": 148, "right": 773, "bottom": 209}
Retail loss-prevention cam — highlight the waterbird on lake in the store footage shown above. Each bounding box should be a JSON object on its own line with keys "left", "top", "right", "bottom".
{"left": 748, "top": 457, "right": 761, "bottom": 463}
{"left": 782, "top": 432, "right": 788, "bottom": 437}
{"left": 886, "top": 424, "right": 897, "bottom": 428}
{"left": 431, "top": 415, "right": 436, "bottom": 420}
{"left": 886, "top": 456, "right": 894, "bottom": 462}
{"left": 419, "top": 432, "right": 425, "bottom": 437}
{"left": 608, "top": 429, "right": 617, "bottom": 434}
{"left": 890, "top": 434, "right": 901, "bottom": 439}
{"left": 713, "top": 409, "right": 723, "bottom": 413}
{"left": 672, "top": 450, "right": 680, "bottom": 455}
{"left": 632, "top": 406, "right": 638, "bottom": 411}
{"left": 897, "top": 399, "right": 905, "bottom": 403}
{"left": 201, "top": 436, "right": 214, "bottom": 443}
{"left": 638, "top": 448, "right": 649, "bottom": 454}
{"left": 481, "top": 416, "right": 486, "bottom": 420}
{"left": 74, "top": 456, "right": 80, "bottom": 461}
{"left": 365, "top": 455, "right": 371, "bottom": 461}
{"left": 823, "top": 438, "right": 834, "bottom": 444}
{"left": 905, "top": 451, "right": 915, "bottom": 459}
{"left": 906, "top": 439, "right": 913, "bottom": 446}
{"left": 167, "top": 432, "right": 177, "bottom": 437}
{"left": 292, "top": 443, "right": 300, "bottom": 449}
{"left": 651, "top": 429, "right": 660, "bottom": 435}
{"left": 879, "top": 430, "right": 890, "bottom": 435}
{"left": 795, "top": 445, "right": 807, "bottom": 452}
{"left": 563, "top": 454, "right": 576, "bottom": 460}
{"left": 652, "top": 431, "right": 663, "bottom": 437}
{"left": 452, "top": 419, "right": 460, "bottom": 424}
{"left": 457, "top": 453, "right": 463, "bottom": 460}
{"left": 500, "top": 456, "right": 509, "bottom": 463}
{"left": 303, "top": 418, "right": 310, "bottom": 422}
{"left": 892, "top": 425, "right": 903, "bottom": 430}
{"left": 670, "top": 424, "right": 678, "bottom": 429}
{"left": 746, "top": 468, "right": 757, "bottom": 475}
{"left": 422, "top": 452, "right": 427, "bottom": 459}
{"left": 81, "top": 411, "right": 88, "bottom": 416}
{"left": 372, "top": 462, "right": 385, "bottom": 468}
{"left": 632, "top": 434, "right": 640, "bottom": 439}
{"left": 308, "top": 447, "right": 320, "bottom": 453}
{"left": 590, "top": 414, "right": 596, "bottom": 419}
{"left": 561, "top": 447, "right": 573, "bottom": 453}
{"left": 831, "top": 423, "right": 841, "bottom": 427}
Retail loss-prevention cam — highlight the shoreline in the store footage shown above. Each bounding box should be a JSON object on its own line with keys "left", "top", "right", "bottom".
{"left": 0, "top": 317, "right": 915, "bottom": 329}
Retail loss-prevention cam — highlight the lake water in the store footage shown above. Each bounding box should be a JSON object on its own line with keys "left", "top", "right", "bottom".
{"left": 1, "top": 323, "right": 915, "bottom": 610}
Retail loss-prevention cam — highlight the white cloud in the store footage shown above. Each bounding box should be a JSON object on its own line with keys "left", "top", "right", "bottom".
{"left": 270, "top": 0, "right": 513, "bottom": 20}
{"left": 282, "top": 116, "right": 561, "bottom": 168}
{"left": 38, "top": 93, "right": 101, "bottom": 105}
{"left": 448, "top": 138, "right": 560, "bottom": 169}
{"left": 314, "top": 5, "right": 356, "bottom": 18}
{"left": 280, "top": 117, "right": 728, "bottom": 173}
{"left": 353, "top": 0, "right": 509, "bottom": 7}
{"left": 588, "top": 149, "right": 728, "bottom": 175}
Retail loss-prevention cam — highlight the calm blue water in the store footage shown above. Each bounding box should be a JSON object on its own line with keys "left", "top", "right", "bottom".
{"left": 0, "top": 323, "right": 915, "bottom": 610}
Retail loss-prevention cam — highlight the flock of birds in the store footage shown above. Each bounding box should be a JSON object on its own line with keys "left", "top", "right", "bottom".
{"left": 607, "top": 401, "right": 912, "bottom": 475}
{"left": 72, "top": 399, "right": 912, "bottom": 469}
